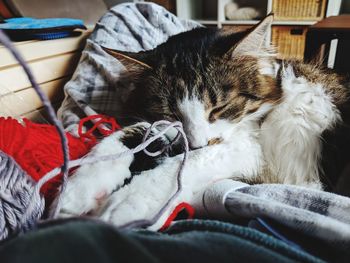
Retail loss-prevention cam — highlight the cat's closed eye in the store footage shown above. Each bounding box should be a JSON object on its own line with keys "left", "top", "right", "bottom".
{"left": 208, "top": 104, "right": 227, "bottom": 123}
{"left": 239, "top": 92, "right": 262, "bottom": 101}
{"left": 222, "top": 84, "right": 232, "bottom": 92}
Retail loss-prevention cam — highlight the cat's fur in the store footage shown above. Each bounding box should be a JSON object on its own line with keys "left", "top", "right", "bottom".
{"left": 58, "top": 16, "right": 348, "bottom": 228}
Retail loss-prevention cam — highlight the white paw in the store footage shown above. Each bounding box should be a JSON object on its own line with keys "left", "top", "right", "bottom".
{"left": 100, "top": 189, "right": 153, "bottom": 227}
{"left": 58, "top": 131, "right": 134, "bottom": 216}
{"left": 100, "top": 185, "right": 183, "bottom": 230}
{"left": 282, "top": 67, "right": 340, "bottom": 132}
{"left": 295, "top": 90, "right": 338, "bottom": 131}
{"left": 98, "top": 159, "right": 181, "bottom": 228}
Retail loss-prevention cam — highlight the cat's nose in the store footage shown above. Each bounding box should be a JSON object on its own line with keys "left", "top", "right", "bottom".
{"left": 208, "top": 137, "right": 222, "bottom": 145}
{"left": 189, "top": 137, "right": 222, "bottom": 150}
{"left": 185, "top": 129, "right": 209, "bottom": 150}
{"left": 188, "top": 138, "right": 207, "bottom": 150}
{"left": 189, "top": 143, "right": 203, "bottom": 150}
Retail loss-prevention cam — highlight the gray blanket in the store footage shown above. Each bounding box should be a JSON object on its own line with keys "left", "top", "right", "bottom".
{"left": 57, "top": 2, "right": 350, "bottom": 249}
{"left": 193, "top": 180, "right": 350, "bottom": 247}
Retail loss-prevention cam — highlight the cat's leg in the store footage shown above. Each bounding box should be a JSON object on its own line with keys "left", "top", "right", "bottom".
{"left": 99, "top": 154, "right": 187, "bottom": 229}
{"left": 58, "top": 130, "right": 133, "bottom": 216}
{"left": 58, "top": 122, "right": 170, "bottom": 216}
{"left": 99, "top": 126, "right": 263, "bottom": 229}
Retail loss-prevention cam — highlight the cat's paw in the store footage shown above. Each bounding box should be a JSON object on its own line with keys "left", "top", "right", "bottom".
{"left": 294, "top": 87, "right": 339, "bottom": 131}
{"left": 99, "top": 185, "right": 180, "bottom": 230}
{"left": 99, "top": 188, "right": 155, "bottom": 227}
{"left": 98, "top": 158, "right": 183, "bottom": 229}
{"left": 58, "top": 131, "right": 134, "bottom": 216}
{"left": 282, "top": 69, "right": 340, "bottom": 132}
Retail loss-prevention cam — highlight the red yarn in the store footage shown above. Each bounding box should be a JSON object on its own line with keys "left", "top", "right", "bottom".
{"left": 159, "top": 202, "right": 195, "bottom": 231}
{"left": 0, "top": 117, "right": 93, "bottom": 202}
{"left": 78, "top": 114, "right": 121, "bottom": 143}
{"left": 0, "top": 115, "right": 121, "bottom": 203}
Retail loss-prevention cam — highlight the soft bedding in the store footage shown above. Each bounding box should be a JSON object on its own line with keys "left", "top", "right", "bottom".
{"left": 193, "top": 180, "right": 350, "bottom": 247}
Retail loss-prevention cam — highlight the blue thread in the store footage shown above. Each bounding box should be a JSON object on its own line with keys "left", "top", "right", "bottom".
{"left": 256, "top": 217, "right": 303, "bottom": 250}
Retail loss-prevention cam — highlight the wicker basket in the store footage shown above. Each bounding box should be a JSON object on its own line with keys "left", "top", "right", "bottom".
{"left": 272, "top": 0, "right": 327, "bottom": 21}
{"left": 272, "top": 26, "right": 308, "bottom": 60}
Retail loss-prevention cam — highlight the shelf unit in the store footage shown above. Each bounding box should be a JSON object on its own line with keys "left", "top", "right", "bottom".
{"left": 175, "top": 0, "right": 326, "bottom": 28}
{"left": 175, "top": 0, "right": 339, "bottom": 61}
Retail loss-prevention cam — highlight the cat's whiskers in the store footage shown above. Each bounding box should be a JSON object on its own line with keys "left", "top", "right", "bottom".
{"left": 168, "top": 104, "right": 182, "bottom": 122}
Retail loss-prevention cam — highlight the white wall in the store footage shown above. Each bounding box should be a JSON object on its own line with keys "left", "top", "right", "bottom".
{"left": 104, "top": 0, "right": 132, "bottom": 8}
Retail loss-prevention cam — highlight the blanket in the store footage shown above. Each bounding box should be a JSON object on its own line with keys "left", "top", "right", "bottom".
{"left": 0, "top": 219, "right": 327, "bottom": 263}
{"left": 192, "top": 180, "right": 350, "bottom": 249}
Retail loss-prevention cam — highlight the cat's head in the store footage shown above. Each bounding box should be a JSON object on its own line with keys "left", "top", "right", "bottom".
{"left": 105, "top": 15, "right": 282, "bottom": 149}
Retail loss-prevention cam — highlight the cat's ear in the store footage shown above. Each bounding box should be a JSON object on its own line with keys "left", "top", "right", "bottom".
{"left": 231, "top": 14, "right": 274, "bottom": 57}
{"left": 102, "top": 47, "right": 152, "bottom": 70}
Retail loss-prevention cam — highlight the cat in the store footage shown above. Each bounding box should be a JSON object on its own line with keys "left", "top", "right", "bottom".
{"left": 58, "top": 15, "right": 348, "bottom": 229}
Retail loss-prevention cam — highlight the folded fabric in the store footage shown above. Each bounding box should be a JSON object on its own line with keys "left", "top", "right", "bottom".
{"left": 0, "top": 17, "right": 86, "bottom": 40}
{"left": 192, "top": 179, "right": 350, "bottom": 249}
{"left": 0, "top": 218, "right": 326, "bottom": 263}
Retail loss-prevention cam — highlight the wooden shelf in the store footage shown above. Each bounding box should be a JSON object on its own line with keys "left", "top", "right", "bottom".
{"left": 215, "top": 20, "right": 318, "bottom": 26}
{"left": 272, "top": 20, "right": 318, "bottom": 25}
{"left": 195, "top": 20, "right": 219, "bottom": 25}
{"left": 222, "top": 20, "right": 260, "bottom": 25}
{"left": 172, "top": 0, "right": 337, "bottom": 61}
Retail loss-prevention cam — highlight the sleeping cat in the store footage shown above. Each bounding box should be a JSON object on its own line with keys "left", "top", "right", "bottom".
{"left": 58, "top": 16, "right": 348, "bottom": 228}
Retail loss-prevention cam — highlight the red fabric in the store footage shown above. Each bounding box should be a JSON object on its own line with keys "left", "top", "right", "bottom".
{"left": 159, "top": 202, "right": 195, "bottom": 231}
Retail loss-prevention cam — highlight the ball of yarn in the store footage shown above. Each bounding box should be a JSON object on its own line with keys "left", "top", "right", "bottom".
{"left": 0, "top": 150, "right": 44, "bottom": 241}
{"left": 0, "top": 117, "right": 95, "bottom": 204}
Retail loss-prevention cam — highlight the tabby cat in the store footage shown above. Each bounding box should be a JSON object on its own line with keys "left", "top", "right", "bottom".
{"left": 58, "top": 16, "right": 348, "bottom": 228}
